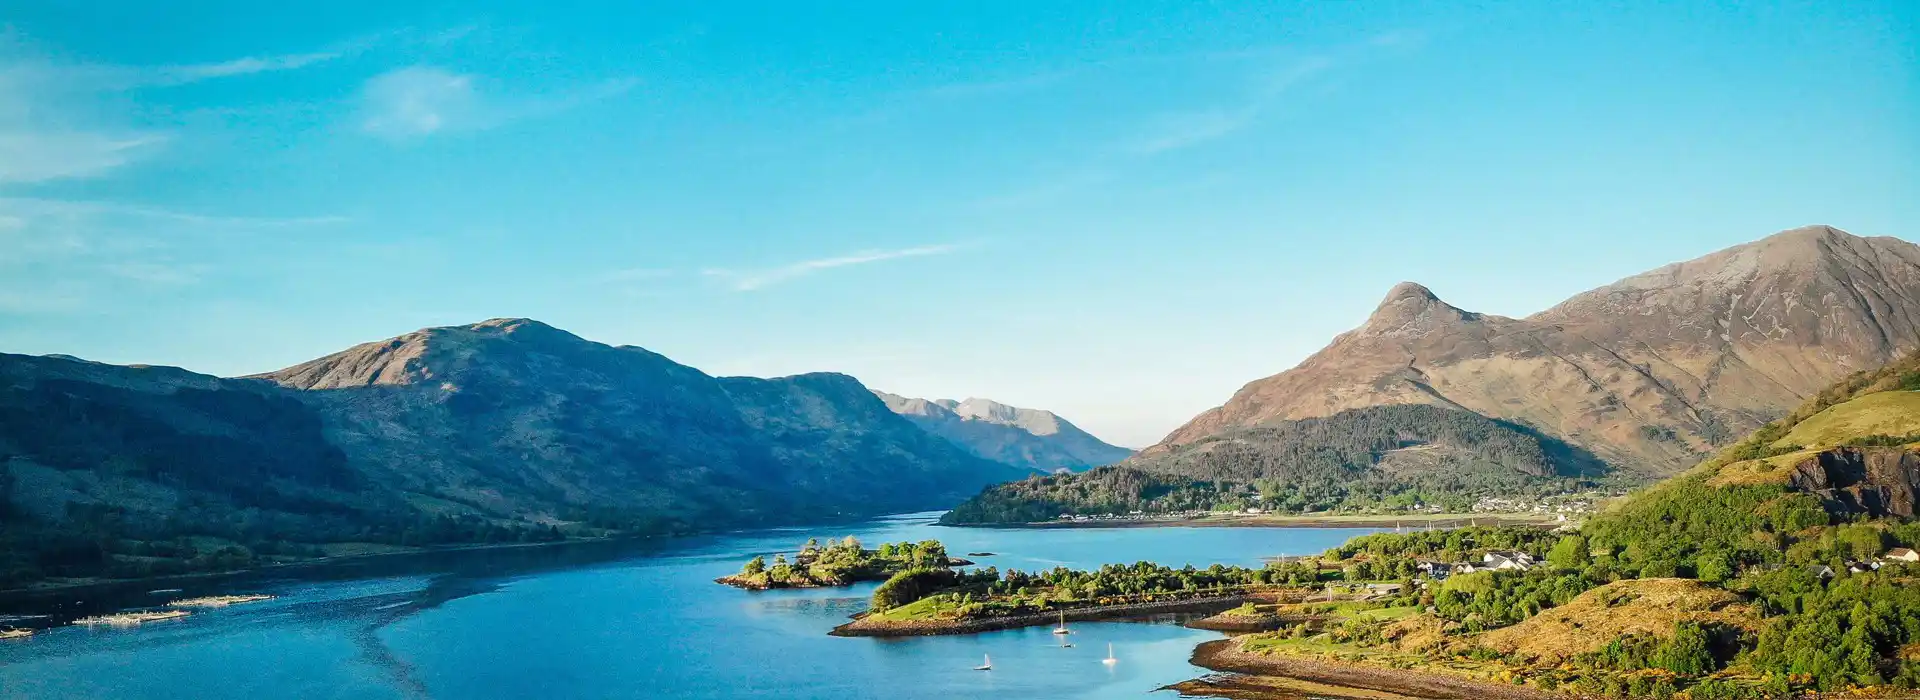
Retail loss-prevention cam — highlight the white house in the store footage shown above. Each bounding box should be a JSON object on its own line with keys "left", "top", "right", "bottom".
{"left": 1883, "top": 548, "right": 1919, "bottom": 563}
{"left": 1482, "top": 551, "right": 1534, "bottom": 572}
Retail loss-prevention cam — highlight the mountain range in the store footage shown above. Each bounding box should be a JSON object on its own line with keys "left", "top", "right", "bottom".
{"left": 947, "top": 225, "right": 1920, "bottom": 522}
{"left": 873, "top": 392, "right": 1133, "bottom": 473}
{"left": 0, "top": 318, "right": 1029, "bottom": 586}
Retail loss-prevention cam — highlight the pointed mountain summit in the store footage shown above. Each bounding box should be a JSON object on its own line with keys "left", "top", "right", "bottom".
{"left": 874, "top": 391, "right": 1133, "bottom": 473}
{"left": 1357, "top": 281, "right": 1487, "bottom": 337}
{"left": 945, "top": 224, "right": 1920, "bottom": 525}
{"left": 1156, "top": 225, "right": 1920, "bottom": 476}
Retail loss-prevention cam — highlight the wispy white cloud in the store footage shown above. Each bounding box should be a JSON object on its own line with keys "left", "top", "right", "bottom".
{"left": 0, "top": 32, "right": 366, "bottom": 185}
{"left": 1129, "top": 107, "right": 1259, "bottom": 154}
{"left": 703, "top": 243, "right": 962, "bottom": 292}
{"left": 1123, "top": 33, "right": 1410, "bottom": 154}
{"left": 0, "top": 197, "right": 349, "bottom": 227}
{"left": 101, "top": 260, "right": 205, "bottom": 286}
{"left": 360, "top": 67, "right": 477, "bottom": 137}
{"left": 150, "top": 50, "right": 346, "bottom": 84}
{"left": 359, "top": 66, "right": 638, "bottom": 140}
{"left": 0, "top": 132, "right": 170, "bottom": 184}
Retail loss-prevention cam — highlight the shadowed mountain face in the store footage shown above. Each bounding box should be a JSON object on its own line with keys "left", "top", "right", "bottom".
{"left": 1158, "top": 226, "right": 1920, "bottom": 477}
{"left": 254, "top": 319, "right": 1027, "bottom": 523}
{"left": 872, "top": 392, "right": 1133, "bottom": 473}
{"left": 0, "top": 319, "right": 1024, "bottom": 585}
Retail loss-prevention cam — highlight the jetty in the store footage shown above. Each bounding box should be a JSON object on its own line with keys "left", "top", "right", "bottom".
{"left": 167, "top": 594, "right": 275, "bottom": 608}
{"left": 74, "top": 610, "right": 190, "bottom": 626}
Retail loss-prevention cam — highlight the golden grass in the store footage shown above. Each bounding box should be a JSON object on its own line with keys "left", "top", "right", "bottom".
{"left": 1772, "top": 391, "right": 1920, "bottom": 449}
{"left": 1476, "top": 579, "right": 1759, "bottom": 664}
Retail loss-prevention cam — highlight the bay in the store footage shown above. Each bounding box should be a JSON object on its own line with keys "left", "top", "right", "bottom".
{"left": 0, "top": 514, "right": 1380, "bottom": 699}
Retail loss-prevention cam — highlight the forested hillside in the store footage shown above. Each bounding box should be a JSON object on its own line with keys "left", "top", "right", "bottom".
{"left": 943, "top": 404, "right": 1609, "bottom": 524}
{"left": 0, "top": 319, "right": 1024, "bottom": 589}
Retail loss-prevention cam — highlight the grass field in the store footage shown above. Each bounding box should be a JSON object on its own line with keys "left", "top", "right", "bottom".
{"left": 1773, "top": 390, "right": 1920, "bottom": 449}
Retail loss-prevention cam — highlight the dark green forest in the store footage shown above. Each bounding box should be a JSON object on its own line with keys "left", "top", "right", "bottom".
{"left": 943, "top": 404, "right": 1611, "bottom": 524}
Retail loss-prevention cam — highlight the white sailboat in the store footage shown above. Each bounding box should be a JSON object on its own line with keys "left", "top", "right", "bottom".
{"left": 1052, "top": 610, "right": 1071, "bottom": 635}
{"left": 974, "top": 654, "right": 992, "bottom": 671}
{"left": 1102, "top": 643, "right": 1117, "bottom": 665}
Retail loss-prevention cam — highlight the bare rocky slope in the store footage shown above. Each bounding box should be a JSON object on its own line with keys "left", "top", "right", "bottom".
{"left": 873, "top": 392, "right": 1133, "bottom": 473}
{"left": 945, "top": 226, "right": 1920, "bottom": 524}
{"left": 1159, "top": 226, "right": 1920, "bottom": 477}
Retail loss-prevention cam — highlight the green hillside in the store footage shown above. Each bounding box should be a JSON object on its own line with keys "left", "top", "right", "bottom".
{"left": 1214, "top": 350, "right": 1920, "bottom": 699}
{"left": 1772, "top": 390, "right": 1920, "bottom": 450}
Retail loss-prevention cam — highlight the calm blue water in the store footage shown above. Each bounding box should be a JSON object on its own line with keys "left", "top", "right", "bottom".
{"left": 0, "top": 515, "right": 1379, "bottom": 699}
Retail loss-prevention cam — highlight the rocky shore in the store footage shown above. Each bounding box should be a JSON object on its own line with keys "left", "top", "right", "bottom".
{"left": 1184, "top": 610, "right": 1319, "bottom": 633}
{"left": 1184, "top": 638, "right": 1566, "bottom": 700}
{"left": 829, "top": 595, "right": 1247, "bottom": 637}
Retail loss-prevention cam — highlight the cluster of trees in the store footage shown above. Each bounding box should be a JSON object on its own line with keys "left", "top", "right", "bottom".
{"left": 1580, "top": 480, "right": 1829, "bottom": 579}
{"left": 868, "top": 556, "right": 1304, "bottom": 619}
{"left": 733, "top": 538, "right": 949, "bottom": 589}
{"left": 943, "top": 405, "right": 1608, "bottom": 524}
{"left": 1433, "top": 569, "right": 1596, "bottom": 630}
{"left": 1329, "top": 526, "right": 1561, "bottom": 561}
{"left": 1742, "top": 567, "right": 1920, "bottom": 690}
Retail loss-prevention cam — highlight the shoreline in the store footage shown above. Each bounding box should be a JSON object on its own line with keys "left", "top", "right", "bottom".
{"left": 1181, "top": 638, "right": 1566, "bottom": 700}
{"left": 0, "top": 511, "right": 943, "bottom": 600}
{"left": 949, "top": 513, "right": 1563, "bottom": 530}
{"left": 830, "top": 595, "right": 1248, "bottom": 637}
{"left": 0, "top": 535, "right": 629, "bottom": 601}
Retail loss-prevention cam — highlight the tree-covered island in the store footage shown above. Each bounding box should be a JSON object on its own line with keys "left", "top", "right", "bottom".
{"left": 715, "top": 537, "right": 963, "bottom": 590}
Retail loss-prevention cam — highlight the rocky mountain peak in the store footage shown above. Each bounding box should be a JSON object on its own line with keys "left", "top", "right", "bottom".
{"left": 873, "top": 391, "right": 1134, "bottom": 471}
{"left": 1153, "top": 224, "right": 1920, "bottom": 478}
{"left": 873, "top": 391, "right": 955, "bottom": 418}
{"left": 1359, "top": 281, "right": 1479, "bottom": 336}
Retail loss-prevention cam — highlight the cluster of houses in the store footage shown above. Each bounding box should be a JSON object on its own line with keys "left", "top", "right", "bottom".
{"left": 1407, "top": 547, "right": 1920, "bottom": 582}
{"left": 1415, "top": 550, "right": 1537, "bottom": 581}
{"left": 1054, "top": 510, "right": 1211, "bottom": 523}
{"left": 1811, "top": 547, "right": 1919, "bottom": 578}
{"left": 1470, "top": 495, "right": 1605, "bottom": 516}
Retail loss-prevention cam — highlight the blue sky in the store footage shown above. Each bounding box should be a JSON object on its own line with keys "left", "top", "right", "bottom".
{"left": 1, "top": 2, "right": 1915, "bottom": 447}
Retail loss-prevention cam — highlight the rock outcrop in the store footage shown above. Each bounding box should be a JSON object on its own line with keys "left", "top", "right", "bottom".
{"left": 1786, "top": 446, "right": 1920, "bottom": 518}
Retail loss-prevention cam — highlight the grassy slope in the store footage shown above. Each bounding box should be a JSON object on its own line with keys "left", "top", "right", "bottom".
{"left": 1602, "top": 352, "right": 1920, "bottom": 506}
{"left": 1772, "top": 390, "right": 1920, "bottom": 449}
{"left": 1476, "top": 579, "right": 1759, "bottom": 663}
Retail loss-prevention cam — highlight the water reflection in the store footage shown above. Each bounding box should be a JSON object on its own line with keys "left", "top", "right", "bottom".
{"left": 0, "top": 514, "right": 1382, "bottom": 700}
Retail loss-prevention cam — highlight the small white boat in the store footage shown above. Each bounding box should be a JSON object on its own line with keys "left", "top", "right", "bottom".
{"left": 1052, "top": 611, "right": 1072, "bottom": 635}
{"left": 974, "top": 653, "right": 992, "bottom": 671}
{"left": 1102, "top": 643, "right": 1117, "bottom": 665}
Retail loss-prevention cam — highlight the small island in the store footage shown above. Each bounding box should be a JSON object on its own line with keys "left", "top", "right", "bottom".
{"left": 74, "top": 610, "right": 191, "bottom": 626}
{"left": 716, "top": 537, "right": 966, "bottom": 590}
{"left": 830, "top": 554, "right": 1334, "bottom": 637}
{"left": 167, "top": 594, "right": 275, "bottom": 608}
